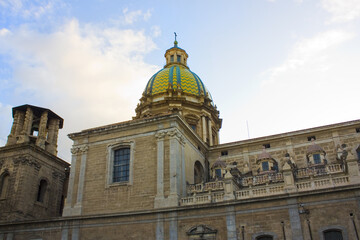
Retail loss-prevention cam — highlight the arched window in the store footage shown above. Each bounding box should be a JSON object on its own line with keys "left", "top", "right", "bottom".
{"left": 37, "top": 179, "right": 48, "bottom": 203}
{"left": 0, "top": 172, "right": 10, "bottom": 199}
{"left": 323, "top": 229, "right": 343, "bottom": 240}
{"left": 194, "top": 161, "right": 204, "bottom": 184}
{"left": 256, "top": 235, "right": 273, "bottom": 240}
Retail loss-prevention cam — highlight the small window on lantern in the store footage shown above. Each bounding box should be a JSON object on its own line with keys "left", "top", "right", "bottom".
{"left": 215, "top": 169, "right": 222, "bottom": 178}
{"left": 262, "top": 161, "right": 269, "bottom": 171}
{"left": 313, "top": 154, "right": 321, "bottom": 164}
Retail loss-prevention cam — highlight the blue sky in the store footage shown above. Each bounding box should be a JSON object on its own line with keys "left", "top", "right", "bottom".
{"left": 1, "top": 0, "right": 360, "bottom": 161}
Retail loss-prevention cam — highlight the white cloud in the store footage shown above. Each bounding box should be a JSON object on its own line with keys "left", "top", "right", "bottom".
{"left": 122, "top": 8, "right": 152, "bottom": 25}
{"left": 321, "top": 0, "right": 360, "bottom": 23}
{"left": 0, "top": 28, "right": 10, "bottom": 36}
{"left": 0, "top": 19, "right": 159, "bottom": 161}
{"left": 265, "top": 29, "right": 354, "bottom": 84}
{"left": 151, "top": 25, "right": 161, "bottom": 38}
{"left": 232, "top": 29, "right": 360, "bottom": 141}
{"left": 0, "top": 0, "right": 58, "bottom": 19}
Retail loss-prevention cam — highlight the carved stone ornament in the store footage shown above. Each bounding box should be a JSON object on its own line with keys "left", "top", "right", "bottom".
{"left": 187, "top": 224, "right": 217, "bottom": 236}
{"left": 155, "top": 130, "right": 167, "bottom": 140}
{"left": 167, "top": 129, "right": 185, "bottom": 144}
{"left": 13, "top": 156, "right": 41, "bottom": 170}
{"left": 155, "top": 128, "right": 185, "bottom": 144}
{"left": 70, "top": 147, "right": 79, "bottom": 155}
{"left": 71, "top": 145, "right": 88, "bottom": 155}
{"left": 52, "top": 171, "right": 65, "bottom": 181}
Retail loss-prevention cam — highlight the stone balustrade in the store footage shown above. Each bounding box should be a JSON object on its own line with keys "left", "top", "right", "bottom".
{"left": 295, "top": 164, "right": 343, "bottom": 178}
{"left": 296, "top": 176, "right": 349, "bottom": 191}
{"left": 180, "top": 192, "right": 225, "bottom": 206}
{"left": 187, "top": 181, "right": 225, "bottom": 194}
{"left": 241, "top": 172, "right": 283, "bottom": 186}
{"left": 180, "top": 162, "right": 357, "bottom": 206}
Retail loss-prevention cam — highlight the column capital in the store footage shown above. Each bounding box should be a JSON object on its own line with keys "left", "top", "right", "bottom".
{"left": 71, "top": 145, "right": 88, "bottom": 154}
{"left": 155, "top": 130, "right": 167, "bottom": 140}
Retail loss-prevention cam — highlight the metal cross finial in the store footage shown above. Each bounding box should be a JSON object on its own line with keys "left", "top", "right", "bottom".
{"left": 174, "top": 32, "right": 177, "bottom": 42}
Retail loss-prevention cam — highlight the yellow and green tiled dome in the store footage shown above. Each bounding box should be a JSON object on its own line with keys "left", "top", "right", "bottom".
{"left": 144, "top": 64, "right": 210, "bottom": 97}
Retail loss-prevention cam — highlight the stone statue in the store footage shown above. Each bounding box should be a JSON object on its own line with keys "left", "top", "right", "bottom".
{"left": 336, "top": 144, "right": 348, "bottom": 163}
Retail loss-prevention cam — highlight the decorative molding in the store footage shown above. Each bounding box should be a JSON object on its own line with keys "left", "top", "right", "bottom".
{"left": 187, "top": 224, "right": 217, "bottom": 236}
{"left": 155, "top": 129, "right": 185, "bottom": 144}
{"left": 71, "top": 145, "right": 88, "bottom": 155}
{"left": 13, "top": 156, "right": 41, "bottom": 170}
{"left": 155, "top": 130, "right": 167, "bottom": 140}
{"left": 52, "top": 171, "right": 65, "bottom": 181}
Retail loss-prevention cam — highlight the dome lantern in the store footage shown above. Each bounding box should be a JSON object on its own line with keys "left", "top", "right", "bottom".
{"left": 164, "top": 34, "right": 188, "bottom": 68}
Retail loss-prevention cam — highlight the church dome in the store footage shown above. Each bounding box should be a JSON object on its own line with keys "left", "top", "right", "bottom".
{"left": 143, "top": 65, "right": 212, "bottom": 99}
{"left": 135, "top": 38, "right": 222, "bottom": 146}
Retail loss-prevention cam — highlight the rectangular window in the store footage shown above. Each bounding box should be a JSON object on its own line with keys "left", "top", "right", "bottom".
{"left": 221, "top": 151, "right": 228, "bottom": 156}
{"left": 357, "top": 150, "right": 360, "bottom": 160}
{"left": 215, "top": 169, "right": 222, "bottom": 178}
{"left": 263, "top": 143, "right": 270, "bottom": 149}
{"left": 177, "top": 55, "right": 181, "bottom": 62}
{"left": 262, "top": 161, "right": 269, "bottom": 171}
{"left": 113, "top": 148, "right": 130, "bottom": 183}
{"left": 313, "top": 154, "right": 321, "bottom": 164}
{"left": 307, "top": 136, "right": 316, "bottom": 141}
{"left": 170, "top": 55, "right": 174, "bottom": 62}
{"left": 356, "top": 128, "right": 360, "bottom": 133}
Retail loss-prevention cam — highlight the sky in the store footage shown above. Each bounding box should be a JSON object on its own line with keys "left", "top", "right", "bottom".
{"left": 0, "top": 0, "right": 359, "bottom": 162}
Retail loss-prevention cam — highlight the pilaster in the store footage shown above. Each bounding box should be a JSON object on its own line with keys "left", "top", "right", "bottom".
{"left": 208, "top": 118, "right": 213, "bottom": 146}
{"left": 168, "top": 129, "right": 184, "bottom": 206}
{"left": 73, "top": 146, "right": 88, "bottom": 215}
{"left": 288, "top": 198, "right": 304, "bottom": 240}
{"left": 17, "top": 107, "right": 33, "bottom": 144}
{"left": 154, "top": 130, "right": 166, "bottom": 208}
{"left": 63, "top": 147, "right": 78, "bottom": 216}
{"left": 63, "top": 146, "right": 88, "bottom": 216}
{"left": 154, "top": 128, "right": 185, "bottom": 208}
{"left": 46, "top": 118, "right": 60, "bottom": 155}
{"left": 202, "top": 115, "right": 207, "bottom": 142}
{"left": 36, "top": 111, "right": 48, "bottom": 149}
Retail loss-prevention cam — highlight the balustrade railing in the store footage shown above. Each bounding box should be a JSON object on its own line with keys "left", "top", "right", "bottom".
{"left": 182, "top": 163, "right": 351, "bottom": 206}
{"left": 187, "top": 181, "right": 225, "bottom": 194}
{"left": 241, "top": 172, "right": 283, "bottom": 186}
{"left": 296, "top": 164, "right": 344, "bottom": 178}
{"left": 235, "top": 184, "right": 285, "bottom": 200}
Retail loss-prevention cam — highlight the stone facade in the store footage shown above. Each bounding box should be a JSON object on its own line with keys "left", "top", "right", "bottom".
{"left": 1, "top": 44, "right": 360, "bottom": 240}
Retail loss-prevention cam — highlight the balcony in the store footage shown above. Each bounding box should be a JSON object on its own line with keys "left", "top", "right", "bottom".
{"left": 180, "top": 162, "right": 357, "bottom": 206}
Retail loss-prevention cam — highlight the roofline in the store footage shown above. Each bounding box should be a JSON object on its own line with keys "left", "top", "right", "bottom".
{"left": 12, "top": 104, "right": 64, "bottom": 128}
{"left": 212, "top": 119, "right": 360, "bottom": 149}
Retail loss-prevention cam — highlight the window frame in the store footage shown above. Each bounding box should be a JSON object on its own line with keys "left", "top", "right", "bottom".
{"left": 106, "top": 141, "right": 135, "bottom": 187}
{"left": 313, "top": 153, "right": 321, "bottom": 164}
{"left": 319, "top": 225, "right": 347, "bottom": 240}
{"left": 252, "top": 232, "right": 277, "bottom": 240}
{"left": 36, "top": 179, "right": 48, "bottom": 203}
{"left": 262, "top": 161, "right": 270, "bottom": 171}
{"left": 0, "top": 172, "right": 10, "bottom": 199}
{"left": 112, "top": 148, "right": 130, "bottom": 183}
